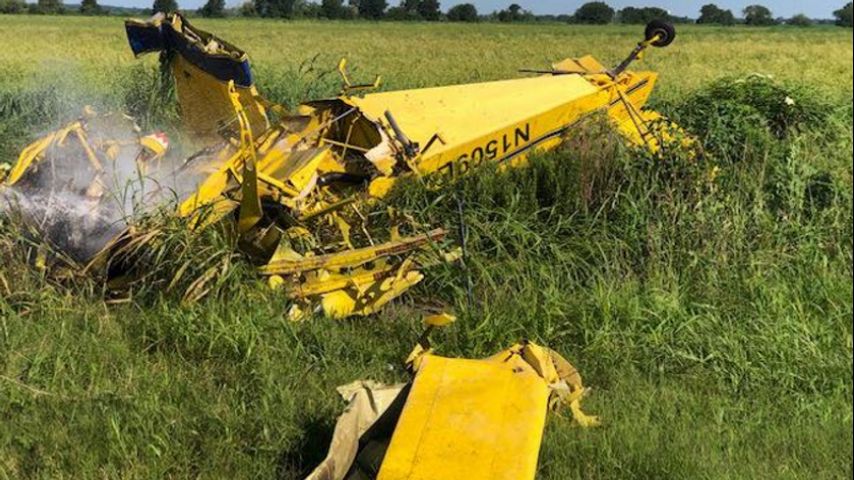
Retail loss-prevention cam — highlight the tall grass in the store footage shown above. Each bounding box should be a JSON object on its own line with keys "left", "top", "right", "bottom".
{"left": 0, "top": 18, "right": 852, "bottom": 479}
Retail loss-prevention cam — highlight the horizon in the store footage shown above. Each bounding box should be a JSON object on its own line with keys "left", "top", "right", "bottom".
{"left": 23, "top": 0, "right": 848, "bottom": 20}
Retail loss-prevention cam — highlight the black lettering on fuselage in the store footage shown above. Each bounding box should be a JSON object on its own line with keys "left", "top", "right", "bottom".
{"left": 486, "top": 140, "right": 499, "bottom": 160}
{"left": 514, "top": 124, "right": 530, "bottom": 145}
{"left": 502, "top": 134, "right": 512, "bottom": 153}
{"left": 444, "top": 122, "right": 532, "bottom": 177}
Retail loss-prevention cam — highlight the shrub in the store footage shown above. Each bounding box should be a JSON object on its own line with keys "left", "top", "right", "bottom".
{"left": 669, "top": 75, "right": 833, "bottom": 160}
{"left": 572, "top": 1, "right": 614, "bottom": 24}
{"left": 447, "top": 2, "right": 477, "bottom": 22}
{"left": 786, "top": 14, "right": 813, "bottom": 26}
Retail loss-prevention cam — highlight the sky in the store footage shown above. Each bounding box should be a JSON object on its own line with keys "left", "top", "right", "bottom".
{"left": 103, "top": 0, "right": 845, "bottom": 20}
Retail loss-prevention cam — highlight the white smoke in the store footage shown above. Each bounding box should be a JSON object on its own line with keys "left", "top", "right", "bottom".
{"left": 0, "top": 113, "right": 220, "bottom": 263}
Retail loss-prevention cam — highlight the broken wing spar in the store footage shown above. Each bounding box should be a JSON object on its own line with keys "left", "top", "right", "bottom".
{"left": 0, "top": 15, "right": 678, "bottom": 318}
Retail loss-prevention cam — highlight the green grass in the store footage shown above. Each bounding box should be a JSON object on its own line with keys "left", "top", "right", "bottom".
{"left": 1, "top": 17, "right": 852, "bottom": 479}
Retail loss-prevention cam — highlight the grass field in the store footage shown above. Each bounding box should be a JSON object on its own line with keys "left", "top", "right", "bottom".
{"left": 1, "top": 16, "right": 852, "bottom": 479}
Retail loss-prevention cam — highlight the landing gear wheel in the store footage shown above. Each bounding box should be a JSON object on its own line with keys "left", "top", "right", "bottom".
{"left": 645, "top": 19, "right": 676, "bottom": 48}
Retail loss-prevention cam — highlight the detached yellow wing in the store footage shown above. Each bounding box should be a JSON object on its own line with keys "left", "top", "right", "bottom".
{"left": 377, "top": 352, "right": 550, "bottom": 480}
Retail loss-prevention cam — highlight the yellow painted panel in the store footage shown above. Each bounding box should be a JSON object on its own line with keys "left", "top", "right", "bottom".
{"left": 171, "top": 55, "right": 268, "bottom": 137}
{"left": 377, "top": 354, "right": 550, "bottom": 480}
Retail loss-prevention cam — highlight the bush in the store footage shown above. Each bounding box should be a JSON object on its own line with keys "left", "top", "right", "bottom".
{"left": 447, "top": 2, "right": 477, "bottom": 22}
{"left": 786, "top": 14, "right": 813, "bottom": 26}
{"left": 668, "top": 75, "right": 834, "bottom": 161}
{"left": 572, "top": 1, "right": 614, "bottom": 24}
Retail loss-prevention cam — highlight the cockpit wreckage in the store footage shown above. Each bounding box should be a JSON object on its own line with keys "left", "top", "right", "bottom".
{"left": 0, "top": 14, "right": 678, "bottom": 320}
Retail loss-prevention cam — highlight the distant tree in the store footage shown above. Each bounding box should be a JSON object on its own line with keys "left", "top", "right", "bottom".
{"left": 0, "top": 0, "right": 27, "bottom": 13}
{"left": 386, "top": 0, "right": 420, "bottom": 20}
{"left": 497, "top": 3, "right": 532, "bottom": 22}
{"left": 668, "top": 15, "right": 694, "bottom": 23}
{"left": 199, "top": 0, "right": 224, "bottom": 17}
{"left": 834, "top": 2, "right": 853, "bottom": 26}
{"left": 416, "top": 0, "right": 440, "bottom": 20}
{"left": 498, "top": 3, "right": 518, "bottom": 21}
{"left": 151, "top": 0, "right": 178, "bottom": 13}
{"left": 357, "top": 0, "right": 386, "bottom": 18}
{"left": 573, "top": 2, "right": 614, "bottom": 24}
{"left": 447, "top": 2, "right": 477, "bottom": 22}
{"left": 386, "top": 4, "right": 414, "bottom": 19}
{"left": 296, "top": 1, "right": 322, "bottom": 17}
{"left": 79, "top": 0, "right": 102, "bottom": 14}
{"left": 35, "top": 0, "right": 63, "bottom": 13}
{"left": 786, "top": 13, "right": 812, "bottom": 26}
{"left": 255, "top": 0, "right": 297, "bottom": 17}
{"left": 697, "top": 3, "right": 735, "bottom": 25}
{"left": 239, "top": 0, "right": 257, "bottom": 15}
{"left": 743, "top": 4, "right": 776, "bottom": 25}
{"left": 618, "top": 6, "right": 669, "bottom": 24}
{"left": 321, "top": 0, "right": 346, "bottom": 18}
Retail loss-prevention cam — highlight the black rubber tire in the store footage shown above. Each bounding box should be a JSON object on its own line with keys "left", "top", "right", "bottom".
{"left": 645, "top": 19, "right": 676, "bottom": 48}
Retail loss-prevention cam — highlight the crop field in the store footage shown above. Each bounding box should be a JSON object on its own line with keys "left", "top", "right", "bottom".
{"left": 1, "top": 15, "right": 852, "bottom": 479}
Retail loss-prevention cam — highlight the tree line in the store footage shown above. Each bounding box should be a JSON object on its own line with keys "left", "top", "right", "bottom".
{"left": 2, "top": 0, "right": 852, "bottom": 29}
{"left": 571, "top": 2, "right": 853, "bottom": 27}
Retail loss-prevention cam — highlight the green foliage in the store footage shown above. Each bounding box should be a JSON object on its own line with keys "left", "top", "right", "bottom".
{"left": 238, "top": 0, "right": 256, "bottom": 16}
{"left": 787, "top": 14, "right": 813, "bottom": 26}
{"left": 35, "top": 0, "right": 63, "bottom": 14}
{"left": 355, "top": 0, "right": 387, "bottom": 19}
{"left": 0, "top": 0, "right": 26, "bottom": 14}
{"left": 572, "top": 1, "right": 615, "bottom": 24}
{"left": 384, "top": 0, "right": 439, "bottom": 21}
{"left": 237, "top": 0, "right": 258, "bottom": 17}
{"left": 496, "top": 3, "right": 532, "bottom": 22}
{"left": 320, "top": 0, "right": 347, "bottom": 19}
{"left": 447, "top": 2, "right": 477, "bottom": 22}
{"left": 79, "top": 0, "right": 102, "bottom": 14}
{"left": 416, "top": 0, "right": 440, "bottom": 21}
{"left": 834, "top": 2, "right": 853, "bottom": 27}
{"left": 198, "top": 0, "right": 225, "bottom": 17}
{"left": 386, "top": 0, "right": 420, "bottom": 20}
{"left": 618, "top": 6, "right": 670, "bottom": 24}
{"left": 697, "top": 3, "right": 735, "bottom": 25}
{"left": 151, "top": 0, "right": 177, "bottom": 14}
{"left": 743, "top": 4, "right": 777, "bottom": 26}
{"left": 666, "top": 75, "right": 834, "bottom": 165}
{"left": 254, "top": 0, "right": 297, "bottom": 18}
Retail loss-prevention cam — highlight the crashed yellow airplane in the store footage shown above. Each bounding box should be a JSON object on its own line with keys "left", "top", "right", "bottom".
{"left": 0, "top": 14, "right": 677, "bottom": 318}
